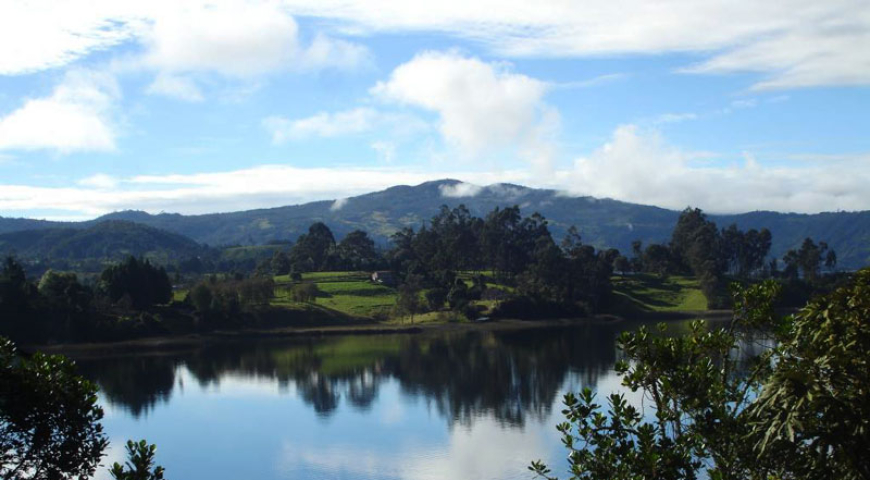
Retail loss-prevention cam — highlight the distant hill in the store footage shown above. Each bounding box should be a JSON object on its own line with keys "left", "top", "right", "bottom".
{"left": 0, "top": 220, "right": 203, "bottom": 262}
{"left": 0, "top": 180, "right": 868, "bottom": 269}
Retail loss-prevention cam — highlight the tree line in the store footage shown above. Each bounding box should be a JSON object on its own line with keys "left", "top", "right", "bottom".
{"left": 2, "top": 204, "right": 843, "bottom": 342}
{"left": 620, "top": 207, "right": 837, "bottom": 307}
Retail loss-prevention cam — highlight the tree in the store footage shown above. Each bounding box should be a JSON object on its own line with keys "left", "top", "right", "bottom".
{"left": 289, "top": 282, "right": 320, "bottom": 303}
{"left": 109, "top": 440, "right": 165, "bottom": 480}
{"left": 531, "top": 270, "right": 870, "bottom": 480}
{"left": 613, "top": 255, "right": 631, "bottom": 276}
{"left": 531, "top": 281, "right": 782, "bottom": 480}
{"left": 782, "top": 238, "right": 834, "bottom": 281}
{"left": 271, "top": 251, "right": 292, "bottom": 276}
{"left": 395, "top": 275, "right": 422, "bottom": 322}
{"left": 642, "top": 243, "right": 671, "bottom": 277}
{"left": 290, "top": 222, "right": 336, "bottom": 272}
{"left": 425, "top": 287, "right": 448, "bottom": 311}
{"left": 38, "top": 270, "right": 91, "bottom": 313}
{"left": 100, "top": 257, "right": 172, "bottom": 309}
{"left": 1, "top": 336, "right": 108, "bottom": 480}
{"left": 336, "top": 230, "right": 382, "bottom": 271}
{"left": 824, "top": 249, "right": 838, "bottom": 272}
{"left": 748, "top": 269, "right": 870, "bottom": 480}
{"left": 1, "top": 257, "right": 40, "bottom": 341}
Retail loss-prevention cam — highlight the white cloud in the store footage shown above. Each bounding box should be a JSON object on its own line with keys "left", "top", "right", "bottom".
{"left": 277, "top": 413, "right": 555, "bottom": 480}
{"left": 263, "top": 108, "right": 427, "bottom": 142}
{"left": 556, "top": 73, "right": 628, "bottom": 89}
{"left": 372, "top": 51, "right": 557, "bottom": 166}
{"left": 370, "top": 141, "right": 396, "bottom": 163}
{"left": 78, "top": 173, "right": 119, "bottom": 189}
{"left": 565, "top": 124, "right": 870, "bottom": 213}
{"left": 278, "top": 0, "right": 870, "bottom": 90}
{"left": 2, "top": 142, "right": 869, "bottom": 218}
{"left": 1, "top": 1, "right": 371, "bottom": 105}
{"left": 264, "top": 108, "right": 380, "bottom": 141}
{"left": 654, "top": 112, "right": 698, "bottom": 125}
{"left": 145, "top": 73, "right": 204, "bottom": 102}
{"left": 140, "top": 2, "right": 299, "bottom": 78}
{"left": 0, "top": 69, "right": 120, "bottom": 153}
{"left": 0, "top": 165, "right": 531, "bottom": 217}
{"left": 3, "top": 1, "right": 867, "bottom": 90}
{"left": 330, "top": 197, "right": 349, "bottom": 211}
{"left": 0, "top": 0, "right": 138, "bottom": 75}
{"left": 297, "top": 34, "right": 373, "bottom": 71}
{"left": 439, "top": 182, "right": 484, "bottom": 198}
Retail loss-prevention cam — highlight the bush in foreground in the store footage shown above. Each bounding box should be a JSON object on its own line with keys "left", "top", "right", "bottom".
{"left": 531, "top": 270, "right": 870, "bottom": 480}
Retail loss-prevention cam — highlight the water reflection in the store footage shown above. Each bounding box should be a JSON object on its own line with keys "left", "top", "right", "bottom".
{"left": 75, "top": 319, "right": 759, "bottom": 480}
{"left": 76, "top": 324, "right": 618, "bottom": 425}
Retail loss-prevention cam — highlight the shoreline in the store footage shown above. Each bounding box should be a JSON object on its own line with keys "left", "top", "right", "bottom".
{"left": 29, "top": 310, "right": 733, "bottom": 358}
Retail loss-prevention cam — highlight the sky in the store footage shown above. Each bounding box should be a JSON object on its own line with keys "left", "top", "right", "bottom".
{"left": 1, "top": 0, "right": 869, "bottom": 220}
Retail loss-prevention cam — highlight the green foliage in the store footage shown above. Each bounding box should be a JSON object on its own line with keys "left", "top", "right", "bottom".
{"left": 0, "top": 220, "right": 202, "bottom": 266}
{"left": 38, "top": 270, "right": 91, "bottom": 313}
{"left": 395, "top": 274, "right": 423, "bottom": 321}
{"left": 2, "top": 181, "right": 868, "bottom": 269}
{"left": 335, "top": 230, "right": 383, "bottom": 271}
{"left": 289, "top": 222, "right": 337, "bottom": 272}
{"left": 782, "top": 237, "right": 834, "bottom": 281}
{"left": 186, "top": 275, "right": 273, "bottom": 324}
{"left": 532, "top": 281, "right": 781, "bottom": 479}
{"left": 748, "top": 269, "right": 870, "bottom": 480}
{"left": 109, "top": 440, "right": 165, "bottom": 480}
{"left": 424, "top": 287, "right": 448, "bottom": 311}
{"left": 288, "top": 282, "right": 320, "bottom": 303}
{"left": 0, "top": 336, "right": 108, "bottom": 480}
{"left": 100, "top": 257, "right": 172, "bottom": 309}
{"left": 534, "top": 272, "right": 870, "bottom": 480}
{"left": 611, "top": 274, "right": 708, "bottom": 312}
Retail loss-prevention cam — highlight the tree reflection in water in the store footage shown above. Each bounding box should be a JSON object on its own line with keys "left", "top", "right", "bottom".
{"left": 75, "top": 325, "right": 619, "bottom": 425}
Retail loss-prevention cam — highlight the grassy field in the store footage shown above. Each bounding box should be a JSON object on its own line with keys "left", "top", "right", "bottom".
{"left": 273, "top": 271, "right": 397, "bottom": 318}
{"left": 174, "top": 270, "right": 707, "bottom": 321}
{"left": 610, "top": 274, "right": 708, "bottom": 312}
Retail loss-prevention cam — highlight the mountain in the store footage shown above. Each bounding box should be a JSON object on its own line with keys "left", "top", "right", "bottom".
{"left": 0, "top": 180, "right": 868, "bottom": 268}
{"left": 0, "top": 220, "right": 203, "bottom": 262}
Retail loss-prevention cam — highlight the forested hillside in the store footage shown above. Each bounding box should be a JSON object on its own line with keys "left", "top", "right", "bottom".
{"left": 1, "top": 180, "right": 868, "bottom": 268}
{"left": 0, "top": 220, "right": 203, "bottom": 263}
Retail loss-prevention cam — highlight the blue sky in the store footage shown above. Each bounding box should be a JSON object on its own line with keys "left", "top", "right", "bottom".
{"left": 1, "top": 0, "right": 868, "bottom": 220}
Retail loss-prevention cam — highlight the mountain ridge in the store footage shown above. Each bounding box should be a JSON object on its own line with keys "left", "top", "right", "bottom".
{"left": 1, "top": 180, "right": 868, "bottom": 268}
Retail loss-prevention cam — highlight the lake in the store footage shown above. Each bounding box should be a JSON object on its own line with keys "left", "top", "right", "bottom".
{"left": 72, "top": 321, "right": 714, "bottom": 480}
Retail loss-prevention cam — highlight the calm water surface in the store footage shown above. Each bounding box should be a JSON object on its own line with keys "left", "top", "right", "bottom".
{"left": 74, "top": 321, "right": 716, "bottom": 480}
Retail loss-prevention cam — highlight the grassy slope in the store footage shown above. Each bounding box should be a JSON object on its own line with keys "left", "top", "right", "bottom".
{"left": 610, "top": 274, "right": 708, "bottom": 313}
{"left": 177, "top": 271, "right": 707, "bottom": 322}
{"left": 273, "top": 271, "right": 397, "bottom": 319}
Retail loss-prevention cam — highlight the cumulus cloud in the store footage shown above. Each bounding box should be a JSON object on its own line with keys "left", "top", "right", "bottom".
{"left": 140, "top": 2, "right": 299, "bottom": 78}
{"left": 372, "top": 51, "right": 558, "bottom": 166}
{"left": 2, "top": 138, "right": 869, "bottom": 218}
{"left": 0, "top": 1, "right": 371, "bottom": 103}
{"left": 566, "top": 124, "right": 870, "bottom": 213}
{"left": 0, "top": 69, "right": 120, "bottom": 153}
{"left": 439, "top": 182, "right": 484, "bottom": 198}
{"left": 297, "top": 34, "right": 373, "bottom": 72}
